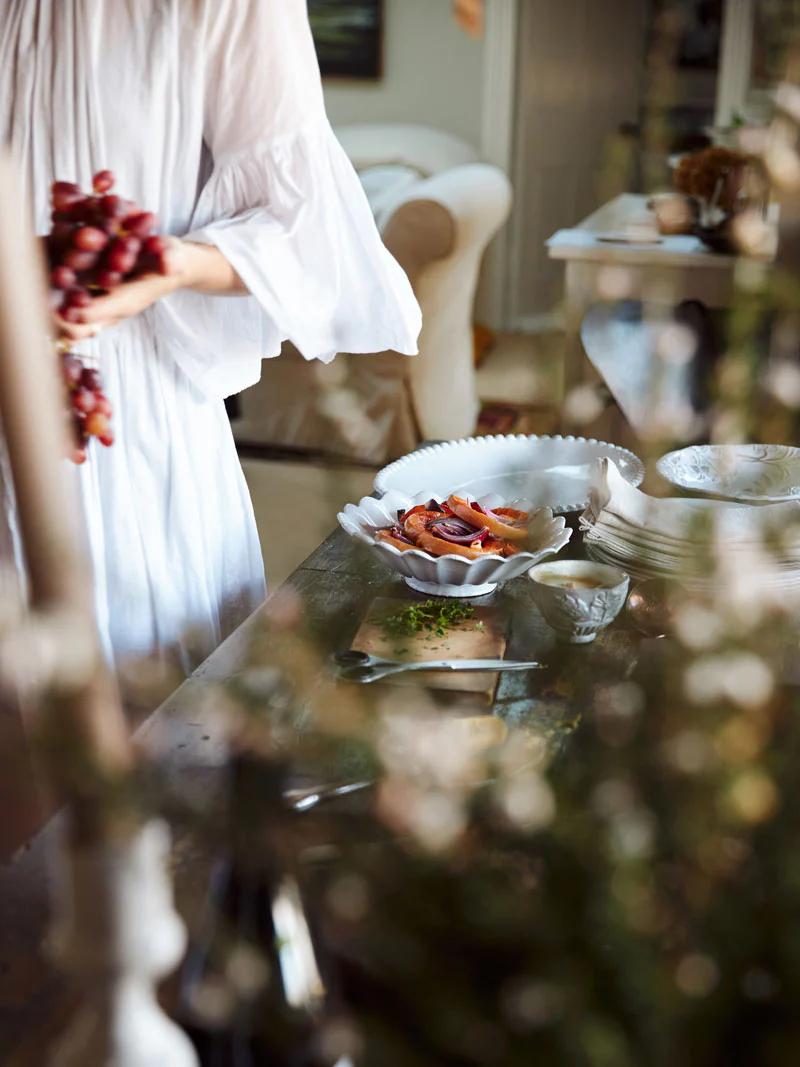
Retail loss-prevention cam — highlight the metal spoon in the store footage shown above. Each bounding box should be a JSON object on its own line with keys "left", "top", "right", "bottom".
{"left": 333, "top": 650, "right": 545, "bottom": 684}
{"left": 286, "top": 779, "right": 373, "bottom": 812}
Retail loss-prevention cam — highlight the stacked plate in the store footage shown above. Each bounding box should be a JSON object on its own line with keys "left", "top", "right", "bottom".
{"left": 582, "top": 459, "right": 800, "bottom": 593}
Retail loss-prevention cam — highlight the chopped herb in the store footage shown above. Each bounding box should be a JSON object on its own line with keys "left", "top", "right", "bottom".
{"left": 475, "top": 621, "right": 486, "bottom": 632}
{"left": 380, "top": 599, "right": 476, "bottom": 638}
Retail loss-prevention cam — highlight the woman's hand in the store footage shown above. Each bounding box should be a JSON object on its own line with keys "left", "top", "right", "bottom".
{"left": 53, "top": 238, "right": 247, "bottom": 342}
{"left": 53, "top": 237, "right": 185, "bottom": 342}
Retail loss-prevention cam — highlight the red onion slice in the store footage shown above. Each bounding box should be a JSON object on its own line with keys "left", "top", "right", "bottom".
{"left": 474, "top": 501, "right": 527, "bottom": 529}
{"left": 430, "top": 517, "right": 490, "bottom": 545}
{"left": 390, "top": 524, "right": 414, "bottom": 544}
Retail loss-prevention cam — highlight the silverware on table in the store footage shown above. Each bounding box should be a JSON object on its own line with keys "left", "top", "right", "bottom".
{"left": 286, "top": 779, "right": 374, "bottom": 812}
{"left": 333, "top": 650, "right": 546, "bottom": 685}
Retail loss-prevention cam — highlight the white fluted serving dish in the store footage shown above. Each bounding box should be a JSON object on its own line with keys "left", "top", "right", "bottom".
{"left": 374, "top": 434, "right": 644, "bottom": 514}
{"left": 338, "top": 489, "right": 572, "bottom": 598}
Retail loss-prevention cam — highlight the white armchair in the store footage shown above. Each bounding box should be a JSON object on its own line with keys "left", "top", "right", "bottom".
{"left": 232, "top": 123, "right": 512, "bottom": 462}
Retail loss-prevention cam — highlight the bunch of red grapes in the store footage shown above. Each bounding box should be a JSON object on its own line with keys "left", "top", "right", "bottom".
{"left": 60, "top": 351, "right": 113, "bottom": 465}
{"left": 46, "top": 169, "right": 168, "bottom": 464}
{"left": 47, "top": 168, "right": 168, "bottom": 317}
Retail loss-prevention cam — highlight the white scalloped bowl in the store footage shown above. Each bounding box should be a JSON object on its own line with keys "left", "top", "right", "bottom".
{"left": 338, "top": 490, "right": 573, "bottom": 598}
{"left": 374, "top": 434, "right": 645, "bottom": 514}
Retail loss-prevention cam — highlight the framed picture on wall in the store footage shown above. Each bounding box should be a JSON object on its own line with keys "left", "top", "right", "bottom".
{"left": 308, "top": 0, "right": 384, "bottom": 80}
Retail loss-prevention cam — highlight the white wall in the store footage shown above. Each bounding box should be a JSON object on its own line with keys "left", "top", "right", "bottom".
{"left": 323, "top": 0, "right": 485, "bottom": 149}
{"left": 508, "top": 0, "right": 649, "bottom": 325}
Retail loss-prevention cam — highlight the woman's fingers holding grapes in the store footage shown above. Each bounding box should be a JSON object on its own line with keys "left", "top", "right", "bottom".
{"left": 77, "top": 271, "right": 179, "bottom": 330}
{"left": 53, "top": 310, "right": 102, "bottom": 342}
{"left": 56, "top": 239, "right": 186, "bottom": 337}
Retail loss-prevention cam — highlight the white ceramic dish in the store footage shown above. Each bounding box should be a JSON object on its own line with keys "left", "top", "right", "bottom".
{"left": 374, "top": 435, "right": 645, "bottom": 514}
{"left": 657, "top": 444, "right": 800, "bottom": 503}
{"left": 338, "top": 489, "right": 572, "bottom": 598}
{"left": 527, "top": 560, "right": 630, "bottom": 643}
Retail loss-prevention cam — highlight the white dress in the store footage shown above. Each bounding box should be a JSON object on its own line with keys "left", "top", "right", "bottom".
{"left": 0, "top": 0, "right": 421, "bottom": 674}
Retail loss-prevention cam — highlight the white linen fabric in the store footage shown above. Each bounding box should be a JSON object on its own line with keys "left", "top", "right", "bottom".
{"left": 0, "top": 0, "right": 421, "bottom": 673}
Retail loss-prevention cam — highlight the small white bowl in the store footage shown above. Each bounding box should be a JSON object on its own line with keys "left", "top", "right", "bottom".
{"left": 527, "top": 560, "right": 630, "bottom": 643}
{"left": 338, "top": 489, "right": 572, "bottom": 598}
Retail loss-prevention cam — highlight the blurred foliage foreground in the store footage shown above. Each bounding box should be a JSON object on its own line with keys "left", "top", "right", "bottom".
{"left": 145, "top": 8, "right": 800, "bottom": 1066}
{"left": 168, "top": 557, "right": 800, "bottom": 1067}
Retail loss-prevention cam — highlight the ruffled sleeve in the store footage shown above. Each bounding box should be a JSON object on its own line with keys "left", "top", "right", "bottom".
{"left": 158, "top": 0, "right": 421, "bottom": 399}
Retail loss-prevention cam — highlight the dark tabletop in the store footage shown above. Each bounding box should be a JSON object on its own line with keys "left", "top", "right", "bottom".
{"left": 0, "top": 522, "right": 642, "bottom": 1062}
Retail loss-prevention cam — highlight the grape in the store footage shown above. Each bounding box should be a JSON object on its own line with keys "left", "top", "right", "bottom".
{"left": 106, "top": 242, "right": 137, "bottom": 275}
{"left": 50, "top": 222, "right": 74, "bottom": 245}
{"left": 72, "top": 387, "right": 97, "bottom": 414}
{"left": 73, "top": 226, "right": 108, "bottom": 252}
{"left": 119, "top": 234, "right": 141, "bottom": 256}
{"left": 92, "top": 170, "right": 115, "bottom": 194}
{"left": 100, "top": 194, "right": 125, "bottom": 218}
{"left": 52, "top": 182, "right": 82, "bottom": 212}
{"left": 135, "top": 255, "right": 157, "bottom": 275}
{"left": 123, "top": 211, "right": 157, "bottom": 238}
{"left": 62, "top": 354, "right": 84, "bottom": 387}
{"left": 84, "top": 411, "right": 110, "bottom": 438}
{"left": 64, "top": 287, "right": 92, "bottom": 309}
{"left": 143, "top": 234, "right": 168, "bottom": 256}
{"left": 52, "top": 180, "right": 80, "bottom": 196}
{"left": 94, "top": 395, "right": 113, "bottom": 417}
{"left": 98, "top": 432, "right": 115, "bottom": 448}
{"left": 63, "top": 248, "right": 98, "bottom": 272}
{"left": 139, "top": 234, "right": 170, "bottom": 275}
{"left": 81, "top": 368, "right": 103, "bottom": 391}
{"left": 72, "top": 446, "right": 88, "bottom": 465}
{"left": 65, "top": 197, "right": 94, "bottom": 223}
{"left": 60, "top": 306, "right": 83, "bottom": 324}
{"left": 95, "top": 269, "right": 123, "bottom": 290}
{"left": 87, "top": 201, "right": 108, "bottom": 226}
{"left": 51, "top": 265, "right": 77, "bottom": 290}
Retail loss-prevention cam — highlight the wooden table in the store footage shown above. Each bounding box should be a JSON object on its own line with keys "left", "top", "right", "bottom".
{"left": 547, "top": 193, "right": 739, "bottom": 401}
{"left": 0, "top": 525, "right": 638, "bottom": 1062}
{"left": 9, "top": 515, "right": 800, "bottom": 1062}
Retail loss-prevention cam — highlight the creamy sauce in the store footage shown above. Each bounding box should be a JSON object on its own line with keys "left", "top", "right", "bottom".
{"left": 536, "top": 574, "right": 607, "bottom": 590}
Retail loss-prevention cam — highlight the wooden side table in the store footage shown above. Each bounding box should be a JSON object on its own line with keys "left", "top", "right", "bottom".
{"left": 547, "top": 194, "right": 738, "bottom": 413}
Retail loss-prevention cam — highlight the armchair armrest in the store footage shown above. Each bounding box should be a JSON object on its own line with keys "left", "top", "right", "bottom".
{"left": 381, "top": 164, "right": 512, "bottom": 266}
{"left": 382, "top": 198, "right": 456, "bottom": 280}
